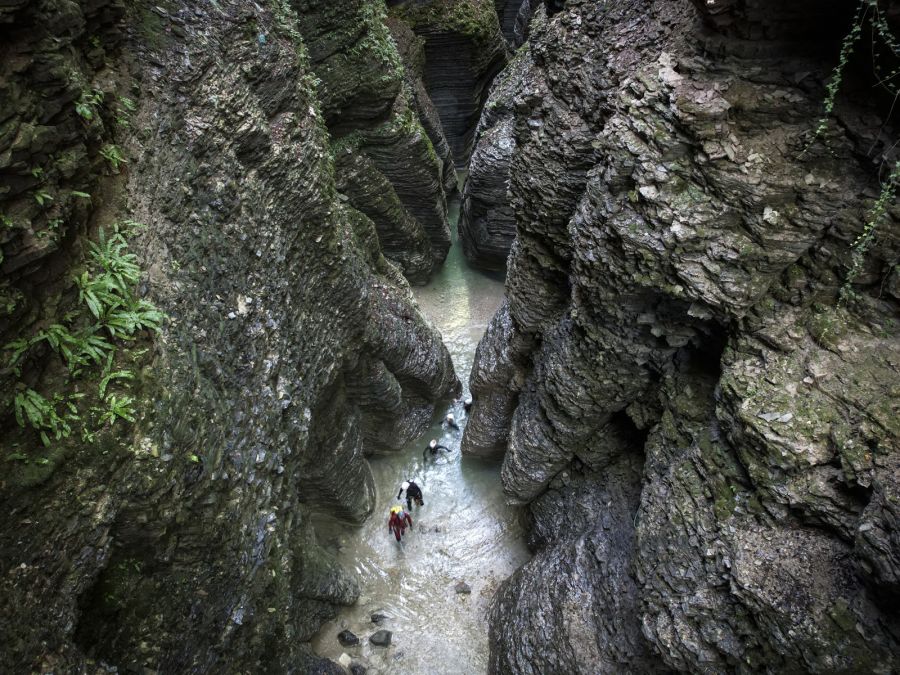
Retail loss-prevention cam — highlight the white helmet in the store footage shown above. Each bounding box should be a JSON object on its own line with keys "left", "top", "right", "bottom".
{"left": 401, "top": 481, "right": 410, "bottom": 490}
{"left": 446, "top": 414, "right": 455, "bottom": 421}
{"left": 429, "top": 439, "right": 437, "bottom": 448}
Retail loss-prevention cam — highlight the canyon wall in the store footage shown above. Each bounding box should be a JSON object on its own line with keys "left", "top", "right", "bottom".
{"left": 389, "top": 0, "right": 509, "bottom": 166}
{"left": 0, "top": 0, "right": 459, "bottom": 671}
{"left": 464, "top": 0, "right": 900, "bottom": 672}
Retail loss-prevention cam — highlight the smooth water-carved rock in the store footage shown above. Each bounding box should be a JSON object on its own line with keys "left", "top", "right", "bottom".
{"left": 369, "top": 629, "right": 392, "bottom": 647}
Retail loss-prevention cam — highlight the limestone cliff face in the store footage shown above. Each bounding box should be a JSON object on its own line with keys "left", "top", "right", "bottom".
{"left": 0, "top": 0, "right": 457, "bottom": 671}
{"left": 457, "top": 39, "right": 533, "bottom": 270}
{"left": 389, "top": 0, "right": 509, "bottom": 166}
{"left": 464, "top": 0, "right": 900, "bottom": 672}
{"left": 296, "top": 0, "right": 455, "bottom": 282}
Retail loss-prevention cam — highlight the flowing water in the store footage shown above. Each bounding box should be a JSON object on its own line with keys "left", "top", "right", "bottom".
{"left": 311, "top": 196, "right": 529, "bottom": 674}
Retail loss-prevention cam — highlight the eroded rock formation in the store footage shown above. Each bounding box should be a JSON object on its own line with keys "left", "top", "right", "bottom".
{"left": 464, "top": 0, "right": 900, "bottom": 672}
{"left": 458, "top": 41, "right": 533, "bottom": 270}
{"left": 389, "top": 0, "right": 509, "bottom": 166}
{"left": 297, "top": 0, "right": 455, "bottom": 282}
{"left": 0, "top": 0, "right": 458, "bottom": 671}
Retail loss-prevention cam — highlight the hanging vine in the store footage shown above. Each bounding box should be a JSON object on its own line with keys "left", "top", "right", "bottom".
{"left": 806, "top": 0, "right": 900, "bottom": 302}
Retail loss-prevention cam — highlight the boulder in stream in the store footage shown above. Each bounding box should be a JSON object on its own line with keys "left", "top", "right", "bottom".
{"left": 337, "top": 630, "right": 360, "bottom": 647}
{"left": 454, "top": 581, "right": 472, "bottom": 594}
{"left": 369, "top": 630, "right": 393, "bottom": 647}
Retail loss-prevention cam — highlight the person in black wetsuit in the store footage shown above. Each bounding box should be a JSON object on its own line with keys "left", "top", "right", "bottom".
{"left": 444, "top": 413, "right": 460, "bottom": 431}
{"left": 397, "top": 480, "right": 423, "bottom": 510}
{"left": 423, "top": 439, "right": 449, "bottom": 462}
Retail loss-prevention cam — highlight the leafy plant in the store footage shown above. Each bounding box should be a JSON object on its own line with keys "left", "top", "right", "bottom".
{"left": 71, "top": 190, "right": 92, "bottom": 202}
{"left": 99, "top": 144, "right": 127, "bottom": 172}
{"left": 33, "top": 190, "right": 53, "bottom": 207}
{"left": 75, "top": 89, "right": 104, "bottom": 121}
{"left": 3, "top": 222, "right": 164, "bottom": 449}
{"left": 99, "top": 369, "right": 133, "bottom": 399}
{"left": 95, "top": 394, "right": 136, "bottom": 426}
{"left": 13, "top": 389, "right": 72, "bottom": 447}
{"left": 807, "top": 0, "right": 900, "bottom": 296}
{"left": 115, "top": 96, "right": 136, "bottom": 128}
{"left": 841, "top": 161, "right": 900, "bottom": 303}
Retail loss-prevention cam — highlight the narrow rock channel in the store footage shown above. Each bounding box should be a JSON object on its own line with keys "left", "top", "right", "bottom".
{"left": 311, "top": 192, "right": 529, "bottom": 674}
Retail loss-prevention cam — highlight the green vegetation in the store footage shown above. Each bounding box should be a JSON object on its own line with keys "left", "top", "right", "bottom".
{"left": 3, "top": 221, "right": 163, "bottom": 449}
{"left": 354, "top": 1, "right": 404, "bottom": 86}
{"left": 99, "top": 144, "right": 128, "bottom": 172}
{"left": 391, "top": 0, "right": 500, "bottom": 50}
{"left": 33, "top": 190, "right": 53, "bottom": 207}
{"left": 75, "top": 88, "right": 104, "bottom": 121}
{"left": 806, "top": 0, "right": 900, "bottom": 301}
{"left": 115, "top": 95, "right": 136, "bottom": 128}
{"left": 841, "top": 161, "right": 900, "bottom": 303}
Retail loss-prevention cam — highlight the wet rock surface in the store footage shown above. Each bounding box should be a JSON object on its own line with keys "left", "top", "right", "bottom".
{"left": 338, "top": 629, "right": 360, "bottom": 646}
{"left": 0, "top": 0, "right": 458, "bottom": 672}
{"left": 369, "top": 629, "right": 393, "bottom": 647}
{"left": 458, "top": 42, "right": 533, "bottom": 270}
{"left": 465, "top": 0, "right": 900, "bottom": 672}
{"left": 297, "top": 0, "right": 454, "bottom": 281}
{"left": 390, "top": 0, "right": 509, "bottom": 166}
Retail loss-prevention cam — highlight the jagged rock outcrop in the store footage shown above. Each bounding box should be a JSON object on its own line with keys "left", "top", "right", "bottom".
{"left": 390, "top": 0, "right": 509, "bottom": 166}
{"left": 296, "top": 0, "right": 453, "bottom": 281}
{"left": 0, "top": 0, "right": 458, "bottom": 671}
{"left": 458, "top": 42, "right": 533, "bottom": 270}
{"left": 465, "top": 0, "right": 900, "bottom": 672}
{"left": 495, "top": 0, "right": 530, "bottom": 45}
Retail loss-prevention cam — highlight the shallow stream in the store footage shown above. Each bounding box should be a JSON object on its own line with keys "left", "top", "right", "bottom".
{"left": 311, "top": 197, "right": 529, "bottom": 674}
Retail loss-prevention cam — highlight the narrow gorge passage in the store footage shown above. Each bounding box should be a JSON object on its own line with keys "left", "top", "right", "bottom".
{"left": 311, "top": 193, "right": 529, "bottom": 674}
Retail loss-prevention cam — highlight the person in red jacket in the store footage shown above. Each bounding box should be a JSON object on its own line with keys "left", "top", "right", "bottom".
{"left": 388, "top": 505, "right": 413, "bottom": 542}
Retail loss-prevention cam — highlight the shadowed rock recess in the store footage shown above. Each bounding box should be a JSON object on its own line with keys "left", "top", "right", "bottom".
{"left": 0, "top": 0, "right": 459, "bottom": 671}
{"left": 389, "top": 0, "right": 510, "bottom": 166}
{"left": 462, "top": 0, "right": 900, "bottom": 673}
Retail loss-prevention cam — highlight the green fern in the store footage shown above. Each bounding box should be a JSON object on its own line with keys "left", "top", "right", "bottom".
{"left": 99, "top": 370, "right": 133, "bottom": 399}
{"left": 5, "top": 222, "right": 163, "bottom": 448}
{"left": 96, "top": 394, "right": 136, "bottom": 426}
{"left": 99, "top": 144, "right": 127, "bottom": 172}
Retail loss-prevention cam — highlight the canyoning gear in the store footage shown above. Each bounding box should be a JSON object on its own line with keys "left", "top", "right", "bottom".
{"left": 445, "top": 414, "right": 460, "bottom": 430}
{"left": 423, "top": 442, "right": 450, "bottom": 462}
{"left": 397, "top": 480, "right": 424, "bottom": 510}
{"left": 390, "top": 505, "right": 402, "bottom": 514}
{"left": 464, "top": 397, "right": 473, "bottom": 412}
{"left": 388, "top": 508, "right": 413, "bottom": 541}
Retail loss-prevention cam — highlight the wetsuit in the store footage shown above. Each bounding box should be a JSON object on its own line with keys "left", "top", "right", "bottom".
{"left": 423, "top": 444, "right": 449, "bottom": 462}
{"left": 388, "top": 510, "right": 413, "bottom": 541}
{"left": 397, "top": 481, "right": 424, "bottom": 510}
{"left": 445, "top": 417, "right": 460, "bottom": 431}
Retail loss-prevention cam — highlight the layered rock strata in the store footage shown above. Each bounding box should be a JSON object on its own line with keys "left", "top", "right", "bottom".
{"left": 296, "top": 0, "right": 453, "bottom": 282}
{"left": 458, "top": 42, "right": 533, "bottom": 270}
{"left": 0, "top": 0, "right": 458, "bottom": 671}
{"left": 390, "top": 0, "right": 509, "bottom": 166}
{"left": 465, "top": 0, "right": 900, "bottom": 672}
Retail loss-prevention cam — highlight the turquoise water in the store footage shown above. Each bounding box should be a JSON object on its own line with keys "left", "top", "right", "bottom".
{"left": 311, "top": 197, "right": 528, "bottom": 674}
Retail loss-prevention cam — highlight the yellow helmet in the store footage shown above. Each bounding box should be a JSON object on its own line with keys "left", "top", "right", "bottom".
{"left": 390, "top": 505, "right": 401, "bottom": 514}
